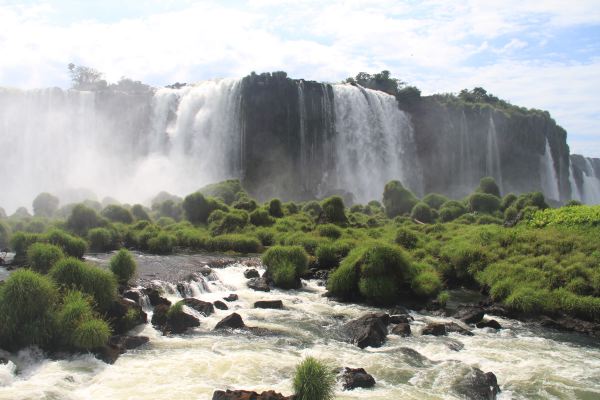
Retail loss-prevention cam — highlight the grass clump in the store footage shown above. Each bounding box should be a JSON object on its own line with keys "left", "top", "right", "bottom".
{"left": 72, "top": 319, "right": 111, "bottom": 350}
{"left": 320, "top": 196, "right": 347, "bottom": 225}
{"left": 109, "top": 248, "right": 137, "bottom": 284}
{"left": 262, "top": 245, "right": 309, "bottom": 289}
{"left": 208, "top": 234, "right": 261, "bottom": 253}
{"left": 293, "top": 357, "right": 336, "bottom": 400}
{"left": 147, "top": 232, "right": 176, "bottom": 254}
{"left": 317, "top": 224, "right": 342, "bottom": 239}
{"left": 27, "top": 242, "right": 64, "bottom": 273}
{"left": 383, "top": 180, "right": 418, "bottom": 218}
{"left": 87, "top": 227, "right": 117, "bottom": 252}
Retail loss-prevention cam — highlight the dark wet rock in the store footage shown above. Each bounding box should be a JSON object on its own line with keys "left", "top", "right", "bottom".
{"left": 445, "top": 338, "right": 465, "bottom": 352}
{"left": 166, "top": 308, "right": 200, "bottom": 334}
{"left": 398, "top": 347, "right": 436, "bottom": 368}
{"left": 421, "top": 323, "right": 447, "bottom": 336}
{"left": 426, "top": 299, "right": 444, "bottom": 311}
{"left": 390, "top": 314, "right": 413, "bottom": 324}
{"left": 223, "top": 294, "right": 239, "bottom": 302}
{"left": 95, "top": 335, "right": 149, "bottom": 364}
{"left": 539, "top": 315, "right": 600, "bottom": 338}
{"left": 247, "top": 277, "right": 270, "bottom": 292}
{"left": 477, "top": 319, "right": 502, "bottom": 330}
{"left": 143, "top": 288, "right": 171, "bottom": 307}
{"left": 176, "top": 283, "right": 187, "bottom": 298}
{"left": 453, "top": 368, "right": 500, "bottom": 400}
{"left": 0, "top": 357, "right": 7, "bottom": 365}
{"left": 343, "top": 313, "right": 389, "bottom": 349}
{"left": 122, "top": 289, "right": 140, "bottom": 303}
{"left": 389, "top": 306, "right": 411, "bottom": 315}
{"left": 446, "top": 322, "right": 475, "bottom": 336}
{"left": 212, "top": 389, "right": 294, "bottom": 400}
{"left": 213, "top": 300, "right": 229, "bottom": 310}
{"left": 254, "top": 300, "right": 284, "bottom": 309}
{"left": 199, "top": 265, "right": 213, "bottom": 276}
{"left": 151, "top": 304, "right": 170, "bottom": 328}
{"left": 182, "top": 298, "right": 214, "bottom": 316}
{"left": 214, "top": 313, "right": 246, "bottom": 330}
{"left": 244, "top": 268, "right": 260, "bottom": 279}
{"left": 454, "top": 306, "right": 485, "bottom": 324}
{"left": 482, "top": 304, "right": 510, "bottom": 318}
{"left": 106, "top": 296, "right": 148, "bottom": 335}
{"left": 342, "top": 367, "right": 376, "bottom": 390}
{"left": 391, "top": 323, "right": 411, "bottom": 337}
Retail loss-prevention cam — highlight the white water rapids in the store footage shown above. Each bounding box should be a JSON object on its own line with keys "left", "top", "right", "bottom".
{"left": 1, "top": 259, "right": 599, "bottom": 400}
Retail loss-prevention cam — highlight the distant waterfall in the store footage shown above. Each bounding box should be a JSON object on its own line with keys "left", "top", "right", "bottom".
{"left": 581, "top": 158, "right": 600, "bottom": 204}
{"left": 540, "top": 138, "right": 560, "bottom": 201}
{"left": 331, "top": 84, "right": 421, "bottom": 203}
{"left": 485, "top": 115, "right": 503, "bottom": 193}
{"left": 569, "top": 163, "right": 582, "bottom": 202}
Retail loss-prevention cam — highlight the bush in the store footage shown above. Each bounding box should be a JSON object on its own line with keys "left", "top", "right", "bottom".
{"left": 515, "top": 191, "right": 548, "bottom": 211}
{"left": 422, "top": 193, "right": 449, "bottom": 210}
{"left": 317, "top": 224, "right": 342, "bottom": 239}
{"left": 302, "top": 201, "right": 322, "bottom": 218}
{"left": 208, "top": 210, "right": 248, "bottom": 235}
{"left": 50, "top": 258, "right": 117, "bottom": 311}
{"left": 88, "top": 227, "right": 116, "bottom": 252}
{"left": 0, "top": 270, "right": 58, "bottom": 349}
{"left": 504, "top": 206, "right": 518, "bottom": 222}
{"left": 411, "top": 269, "right": 442, "bottom": 297}
{"left": 147, "top": 232, "right": 176, "bottom": 254}
{"left": 182, "top": 192, "right": 226, "bottom": 224}
{"left": 199, "top": 179, "right": 243, "bottom": 205}
{"left": 56, "top": 290, "right": 94, "bottom": 347}
{"left": 155, "top": 199, "right": 183, "bottom": 220}
{"left": 321, "top": 196, "right": 347, "bottom": 225}
{"left": 101, "top": 205, "right": 133, "bottom": 224}
{"left": 109, "top": 248, "right": 137, "bottom": 284}
{"left": 32, "top": 192, "right": 59, "bottom": 217}
{"left": 232, "top": 197, "right": 257, "bottom": 212}
{"left": 284, "top": 202, "right": 299, "bottom": 215}
{"left": 250, "top": 209, "right": 275, "bottom": 226}
{"left": 468, "top": 193, "right": 501, "bottom": 213}
{"left": 411, "top": 202, "right": 434, "bottom": 223}
{"left": 315, "top": 243, "right": 338, "bottom": 269}
{"left": 11, "top": 232, "right": 42, "bottom": 259}
{"left": 72, "top": 319, "right": 111, "bottom": 350}
{"left": 262, "top": 246, "right": 309, "bottom": 289}
{"left": 255, "top": 228, "right": 275, "bottom": 246}
{"left": 281, "top": 232, "right": 320, "bottom": 255}
{"left": 439, "top": 200, "right": 467, "bottom": 222}
{"left": 0, "top": 221, "right": 11, "bottom": 249}
{"left": 208, "top": 234, "right": 261, "bottom": 253}
{"left": 293, "top": 357, "right": 335, "bottom": 400}
{"left": 395, "top": 228, "right": 418, "bottom": 249}
{"left": 501, "top": 193, "right": 518, "bottom": 211}
{"left": 383, "top": 180, "right": 418, "bottom": 218}
{"left": 46, "top": 229, "right": 87, "bottom": 258}
{"left": 131, "top": 204, "right": 151, "bottom": 221}
{"left": 67, "top": 204, "right": 103, "bottom": 235}
{"left": 27, "top": 242, "right": 64, "bottom": 273}
{"left": 477, "top": 177, "right": 501, "bottom": 197}
{"left": 268, "top": 199, "right": 284, "bottom": 218}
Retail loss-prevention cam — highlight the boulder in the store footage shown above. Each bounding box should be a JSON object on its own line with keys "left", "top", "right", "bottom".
{"left": 390, "top": 314, "right": 413, "bottom": 324}
{"left": 453, "top": 368, "right": 500, "bottom": 400}
{"left": 95, "top": 335, "right": 149, "bottom": 364}
{"left": 422, "top": 322, "right": 473, "bottom": 336}
{"left": 476, "top": 319, "right": 502, "bottom": 330}
{"left": 212, "top": 390, "right": 294, "bottom": 400}
{"left": 214, "top": 300, "right": 229, "bottom": 310}
{"left": 244, "top": 269, "right": 260, "bottom": 279}
{"left": 254, "top": 300, "right": 284, "bottom": 309}
{"left": 106, "top": 296, "right": 148, "bottom": 335}
{"left": 122, "top": 289, "right": 141, "bottom": 303}
{"left": 445, "top": 322, "right": 474, "bottom": 336}
{"left": 540, "top": 315, "right": 600, "bottom": 338}
{"left": 199, "top": 265, "right": 213, "bottom": 276}
{"left": 151, "top": 304, "right": 170, "bottom": 328}
{"left": 223, "top": 294, "right": 239, "bottom": 302}
{"left": 343, "top": 313, "right": 389, "bottom": 349}
{"left": 391, "top": 323, "right": 411, "bottom": 337}
{"left": 398, "top": 347, "right": 436, "bottom": 368}
{"left": 342, "top": 367, "right": 376, "bottom": 390}
{"left": 454, "top": 306, "right": 485, "bottom": 325}
{"left": 247, "top": 277, "right": 270, "bottom": 292}
{"left": 167, "top": 308, "right": 201, "bottom": 334}
{"left": 182, "top": 298, "right": 215, "bottom": 316}
{"left": 143, "top": 288, "right": 171, "bottom": 307}
{"left": 214, "top": 313, "right": 246, "bottom": 330}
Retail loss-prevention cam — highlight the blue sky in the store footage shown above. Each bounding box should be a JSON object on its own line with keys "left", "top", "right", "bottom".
{"left": 1, "top": 0, "right": 599, "bottom": 157}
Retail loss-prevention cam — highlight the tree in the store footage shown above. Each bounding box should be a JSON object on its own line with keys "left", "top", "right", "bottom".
{"left": 68, "top": 63, "right": 107, "bottom": 91}
{"left": 32, "top": 192, "right": 60, "bottom": 217}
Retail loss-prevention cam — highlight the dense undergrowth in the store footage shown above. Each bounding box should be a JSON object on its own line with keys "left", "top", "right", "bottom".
{"left": 1, "top": 178, "right": 599, "bottom": 354}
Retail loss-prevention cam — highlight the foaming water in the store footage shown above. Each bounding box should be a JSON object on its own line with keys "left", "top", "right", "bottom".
{"left": 1, "top": 260, "right": 599, "bottom": 400}
{"left": 541, "top": 138, "right": 560, "bottom": 201}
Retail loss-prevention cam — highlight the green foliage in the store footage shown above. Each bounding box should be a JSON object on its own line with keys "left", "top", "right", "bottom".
{"left": 317, "top": 224, "right": 342, "bottom": 239}
{"left": 501, "top": 193, "right": 518, "bottom": 211}
{"left": 527, "top": 205, "right": 600, "bottom": 228}
{"left": 262, "top": 246, "right": 308, "bottom": 289}
{"left": 10, "top": 231, "right": 42, "bottom": 259}
{"left": 468, "top": 193, "right": 501, "bottom": 213}
{"left": 101, "top": 204, "right": 134, "bottom": 224}
{"left": 208, "top": 209, "right": 248, "bottom": 235}
{"left": 250, "top": 209, "right": 275, "bottom": 227}
{"left": 199, "top": 179, "right": 244, "bottom": 205}
{"left": 280, "top": 232, "right": 320, "bottom": 255}
{"left": 477, "top": 177, "right": 501, "bottom": 197}
{"left": 411, "top": 267, "right": 442, "bottom": 297}
{"left": 411, "top": 202, "right": 434, "bottom": 223}
{"left": 131, "top": 204, "right": 151, "bottom": 221}
{"left": 268, "top": 198, "right": 284, "bottom": 218}
{"left": 32, "top": 192, "right": 59, "bottom": 217}
{"left": 182, "top": 192, "right": 226, "bottom": 224}
{"left": 56, "top": 290, "right": 94, "bottom": 347}
{"left": 345, "top": 70, "right": 405, "bottom": 98}
{"left": 320, "top": 196, "right": 347, "bottom": 225}
{"left": 109, "top": 248, "right": 137, "bottom": 284}
{"left": 302, "top": 201, "right": 322, "bottom": 218}
{"left": 395, "top": 228, "right": 418, "bottom": 249}
{"left": 67, "top": 204, "right": 103, "bottom": 235}
{"left": 46, "top": 229, "right": 87, "bottom": 258}
{"left": 293, "top": 357, "right": 336, "bottom": 400}
{"left": 439, "top": 200, "right": 467, "bottom": 222}
{"left": 87, "top": 227, "right": 116, "bottom": 252}
{"left": 383, "top": 180, "right": 418, "bottom": 218}
{"left": 440, "top": 240, "right": 489, "bottom": 281}
{"left": 315, "top": 243, "right": 338, "bottom": 269}
{"left": 0, "top": 270, "right": 58, "bottom": 349}
{"left": 147, "top": 232, "right": 176, "bottom": 254}
{"left": 514, "top": 192, "right": 548, "bottom": 211}
{"left": 154, "top": 199, "right": 183, "bottom": 220}
{"left": 72, "top": 319, "right": 111, "bottom": 350}
{"left": 254, "top": 228, "right": 275, "bottom": 246}
{"left": 422, "top": 193, "right": 449, "bottom": 210}
{"left": 208, "top": 234, "right": 261, "bottom": 253}
{"left": 0, "top": 220, "right": 11, "bottom": 249}
{"left": 27, "top": 242, "right": 64, "bottom": 273}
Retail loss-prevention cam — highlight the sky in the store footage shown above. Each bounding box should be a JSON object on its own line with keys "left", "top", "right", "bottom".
{"left": 1, "top": 0, "right": 599, "bottom": 157}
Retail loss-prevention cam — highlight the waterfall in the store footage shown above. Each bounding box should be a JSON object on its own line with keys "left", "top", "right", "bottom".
{"left": 540, "top": 138, "right": 560, "bottom": 201}
{"left": 297, "top": 81, "right": 308, "bottom": 190}
{"left": 581, "top": 158, "right": 600, "bottom": 204}
{"left": 485, "top": 115, "right": 503, "bottom": 193}
{"left": 330, "top": 84, "right": 421, "bottom": 203}
{"left": 569, "top": 163, "right": 582, "bottom": 202}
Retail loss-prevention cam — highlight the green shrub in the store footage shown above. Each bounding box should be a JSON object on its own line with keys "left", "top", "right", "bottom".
{"left": 268, "top": 199, "right": 284, "bottom": 218}
{"left": 0, "top": 221, "right": 11, "bottom": 249}
{"left": 10, "top": 232, "right": 42, "bottom": 259}
{"left": 101, "top": 205, "right": 133, "bottom": 224}
{"left": 0, "top": 269, "right": 58, "bottom": 349}
{"left": 199, "top": 179, "right": 243, "bottom": 205}
{"left": 147, "top": 232, "right": 176, "bottom": 254}
{"left": 249, "top": 209, "right": 275, "bottom": 226}
{"left": 501, "top": 193, "right": 518, "bottom": 211}
{"left": 468, "top": 193, "right": 501, "bottom": 213}
{"left": 565, "top": 200, "right": 582, "bottom": 207}
{"left": 302, "top": 201, "right": 322, "bottom": 218}
{"left": 46, "top": 229, "right": 87, "bottom": 258}
{"left": 317, "top": 224, "right": 342, "bottom": 239}
{"left": 255, "top": 228, "right": 276, "bottom": 246}
{"left": 320, "top": 196, "right": 347, "bottom": 225}
{"left": 437, "top": 291, "right": 450, "bottom": 307}
{"left": 208, "top": 210, "right": 248, "bottom": 235}
{"left": 131, "top": 204, "right": 151, "bottom": 221}
{"left": 440, "top": 241, "right": 489, "bottom": 281}
{"left": 410, "top": 202, "right": 434, "bottom": 223}
{"left": 293, "top": 357, "right": 335, "bottom": 400}
{"left": 383, "top": 180, "right": 418, "bottom": 218}
{"left": 87, "top": 227, "right": 116, "bottom": 252}
{"left": 411, "top": 269, "right": 442, "bottom": 297}
{"left": 395, "top": 228, "right": 418, "bottom": 249}
{"left": 232, "top": 197, "right": 257, "bottom": 212}
{"left": 515, "top": 191, "right": 548, "bottom": 211}
{"left": 32, "top": 192, "right": 59, "bottom": 218}
{"left": 477, "top": 177, "right": 501, "bottom": 197}
{"left": 109, "top": 248, "right": 137, "bottom": 284}
{"left": 182, "top": 192, "right": 226, "bottom": 224}
{"left": 262, "top": 246, "right": 309, "bottom": 289}
{"left": 315, "top": 243, "right": 338, "bottom": 269}
{"left": 27, "top": 242, "right": 63, "bottom": 273}
{"left": 56, "top": 290, "right": 94, "bottom": 347}
{"left": 208, "top": 234, "right": 261, "bottom": 253}
{"left": 67, "top": 204, "right": 103, "bottom": 235}
{"left": 155, "top": 199, "right": 183, "bottom": 220}
{"left": 50, "top": 258, "right": 117, "bottom": 311}
{"left": 422, "top": 193, "right": 449, "bottom": 210}
{"left": 72, "top": 319, "right": 111, "bottom": 350}
{"left": 281, "top": 232, "right": 320, "bottom": 255}
{"left": 504, "top": 206, "right": 518, "bottom": 222}
{"left": 439, "top": 200, "right": 467, "bottom": 222}
{"left": 176, "top": 228, "right": 208, "bottom": 250}
{"left": 284, "top": 202, "right": 299, "bottom": 215}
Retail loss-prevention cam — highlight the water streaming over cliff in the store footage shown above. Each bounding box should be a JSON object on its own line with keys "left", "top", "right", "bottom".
{"left": 540, "top": 138, "right": 560, "bottom": 201}
{"left": 485, "top": 115, "right": 503, "bottom": 193}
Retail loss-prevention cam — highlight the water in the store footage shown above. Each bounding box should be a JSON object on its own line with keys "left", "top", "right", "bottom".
{"left": 541, "top": 138, "right": 561, "bottom": 201}
{"left": 485, "top": 115, "right": 503, "bottom": 194}
{"left": 1, "top": 259, "right": 599, "bottom": 400}
{"left": 581, "top": 159, "right": 600, "bottom": 204}
{"left": 331, "top": 84, "right": 422, "bottom": 202}
{"left": 569, "top": 163, "right": 582, "bottom": 202}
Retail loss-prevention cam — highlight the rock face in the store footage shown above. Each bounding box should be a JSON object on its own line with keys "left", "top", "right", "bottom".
{"left": 342, "top": 367, "right": 376, "bottom": 390}
{"left": 247, "top": 277, "right": 270, "bottom": 292}
{"left": 453, "top": 368, "right": 501, "bottom": 400}
{"left": 343, "top": 313, "right": 389, "bottom": 349}
{"left": 212, "top": 389, "right": 294, "bottom": 400}
{"left": 214, "top": 313, "right": 246, "bottom": 330}
{"left": 254, "top": 300, "right": 284, "bottom": 309}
